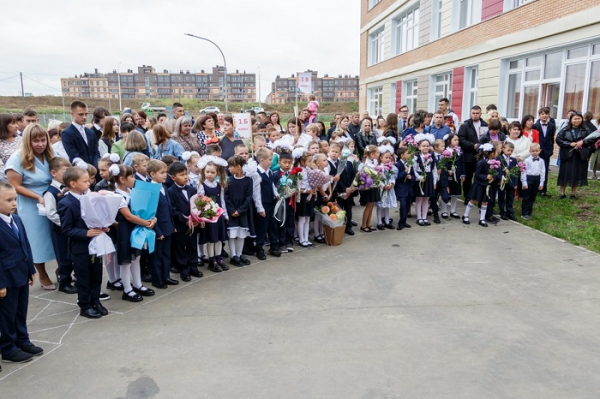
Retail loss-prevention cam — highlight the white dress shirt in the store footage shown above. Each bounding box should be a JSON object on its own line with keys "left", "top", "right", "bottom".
{"left": 521, "top": 156, "right": 546, "bottom": 186}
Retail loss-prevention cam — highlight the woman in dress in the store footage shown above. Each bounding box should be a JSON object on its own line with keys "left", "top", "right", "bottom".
{"left": 5, "top": 124, "right": 56, "bottom": 289}
{"left": 172, "top": 116, "right": 203, "bottom": 154}
{"left": 0, "top": 113, "right": 23, "bottom": 164}
{"left": 556, "top": 112, "right": 592, "bottom": 199}
{"left": 196, "top": 115, "right": 222, "bottom": 153}
{"left": 153, "top": 124, "right": 184, "bottom": 161}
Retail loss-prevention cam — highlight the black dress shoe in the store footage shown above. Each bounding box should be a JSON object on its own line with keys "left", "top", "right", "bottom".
{"left": 106, "top": 279, "right": 123, "bottom": 291}
{"left": 141, "top": 273, "right": 152, "bottom": 283}
{"left": 345, "top": 228, "right": 354, "bottom": 236}
{"left": 190, "top": 269, "right": 203, "bottom": 278}
{"left": 165, "top": 278, "right": 179, "bottom": 285}
{"left": 59, "top": 284, "right": 77, "bottom": 294}
{"left": 403, "top": 223, "right": 412, "bottom": 228}
{"left": 2, "top": 349, "right": 33, "bottom": 363}
{"left": 207, "top": 261, "right": 223, "bottom": 273}
{"left": 216, "top": 257, "right": 229, "bottom": 270}
{"left": 478, "top": 220, "right": 488, "bottom": 227}
{"left": 239, "top": 255, "right": 251, "bottom": 265}
{"left": 122, "top": 291, "right": 143, "bottom": 302}
{"left": 93, "top": 303, "right": 109, "bottom": 316}
{"left": 170, "top": 267, "right": 180, "bottom": 274}
{"left": 19, "top": 344, "right": 43, "bottom": 356}
{"left": 80, "top": 308, "right": 102, "bottom": 319}
{"left": 396, "top": 225, "right": 404, "bottom": 230}
{"left": 257, "top": 250, "right": 267, "bottom": 260}
{"left": 132, "top": 286, "right": 155, "bottom": 296}
{"left": 376, "top": 224, "right": 385, "bottom": 230}
{"left": 351, "top": 220, "right": 357, "bottom": 226}
{"left": 314, "top": 236, "right": 326, "bottom": 243}
{"left": 462, "top": 216, "right": 470, "bottom": 225}
{"left": 181, "top": 275, "right": 192, "bottom": 282}
{"left": 230, "top": 256, "right": 242, "bottom": 267}
{"left": 384, "top": 223, "right": 395, "bottom": 229}
{"left": 201, "top": 255, "right": 210, "bottom": 263}
{"left": 501, "top": 214, "right": 509, "bottom": 220}
{"left": 152, "top": 282, "right": 168, "bottom": 289}
{"left": 508, "top": 214, "right": 517, "bottom": 221}
{"left": 433, "top": 217, "right": 441, "bottom": 224}
{"left": 268, "top": 249, "right": 282, "bottom": 257}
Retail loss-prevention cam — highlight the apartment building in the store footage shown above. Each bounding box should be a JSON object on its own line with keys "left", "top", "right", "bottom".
{"left": 360, "top": 0, "right": 600, "bottom": 121}
{"left": 61, "top": 65, "right": 256, "bottom": 102}
{"left": 266, "top": 71, "right": 360, "bottom": 104}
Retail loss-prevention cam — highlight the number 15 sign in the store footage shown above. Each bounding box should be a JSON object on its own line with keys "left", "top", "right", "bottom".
{"left": 233, "top": 113, "right": 252, "bottom": 139}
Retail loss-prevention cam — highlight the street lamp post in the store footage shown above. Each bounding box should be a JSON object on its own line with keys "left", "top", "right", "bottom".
{"left": 117, "top": 62, "right": 122, "bottom": 112}
{"left": 185, "top": 33, "right": 228, "bottom": 114}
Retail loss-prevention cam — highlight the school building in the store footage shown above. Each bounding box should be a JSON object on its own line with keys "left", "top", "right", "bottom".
{"left": 359, "top": 0, "right": 600, "bottom": 121}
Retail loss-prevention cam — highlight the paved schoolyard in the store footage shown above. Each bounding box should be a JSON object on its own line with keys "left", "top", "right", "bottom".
{"left": 1, "top": 209, "right": 600, "bottom": 398}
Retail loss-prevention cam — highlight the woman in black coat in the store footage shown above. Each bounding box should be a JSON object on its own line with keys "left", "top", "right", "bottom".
{"left": 356, "top": 119, "right": 378, "bottom": 160}
{"left": 555, "top": 112, "right": 592, "bottom": 199}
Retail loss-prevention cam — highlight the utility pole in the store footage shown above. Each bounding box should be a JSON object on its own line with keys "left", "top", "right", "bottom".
{"left": 258, "top": 67, "right": 261, "bottom": 109}
{"left": 20, "top": 72, "right": 25, "bottom": 108}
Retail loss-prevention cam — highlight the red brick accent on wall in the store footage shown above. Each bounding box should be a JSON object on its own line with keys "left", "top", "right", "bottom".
{"left": 396, "top": 80, "right": 402, "bottom": 112}
{"left": 451, "top": 67, "right": 465, "bottom": 117}
{"left": 482, "top": 0, "right": 504, "bottom": 20}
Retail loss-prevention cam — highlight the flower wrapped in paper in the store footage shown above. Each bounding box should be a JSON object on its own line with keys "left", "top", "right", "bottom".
{"left": 130, "top": 180, "right": 160, "bottom": 253}
{"left": 305, "top": 167, "right": 331, "bottom": 200}
{"left": 352, "top": 166, "right": 383, "bottom": 191}
{"left": 189, "top": 194, "right": 225, "bottom": 224}
{"left": 274, "top": 168, "right": 302, "bottom": 225}
{"left": 314, "top": 202, "right": 346, "bottom": 228}
{"left": 80, "top": 191, "right": 122, "bottom": 256}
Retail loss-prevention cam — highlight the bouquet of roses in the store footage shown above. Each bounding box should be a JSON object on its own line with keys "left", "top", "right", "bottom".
{"left": 352, "top": 167, "right": 383, "bottom": 191}
{"left": 486, "top": 159, "right": 502, "bottom": 196}
{"left": 439, "top": 147, "right": 462, "bottom": 181}
{"left": 403, "top": 134, "right": 418, "bottom": 169}
{"left": 417, "top": 153, "right": 434, "bottom": 195}
{"left": 314, "top": 201, "right": 347, "bottom": 228}
{"left": 188, "top": 194, "right": 224, "bottom": 235}
{"left": 277, "top": 167, "right": 302, "bottom": 199}
{"left": 508, "top": 161, "right": 527, "bottom": 180}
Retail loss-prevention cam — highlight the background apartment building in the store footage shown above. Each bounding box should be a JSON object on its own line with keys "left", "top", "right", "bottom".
{"left": 360, "top": 0, "right": 600, "bottom": 122}
{"left": 266, "top": 71, "right": 360, "bottom": 104}
{"left": 61, "top": 65, "right": 256, "bottom": 102}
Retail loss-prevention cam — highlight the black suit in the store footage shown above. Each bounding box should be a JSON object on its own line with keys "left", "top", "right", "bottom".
{"left": 0, "top": 215, "right": 36, "bottom": 356}
{"left": 58, "top": 193, "right": 102, "bottom": 312}
{"left": 90, "top": 125, "right": 102, "bottom": 142}
{"left": 458, "top": 118, "right": 488, "bottom": 199}
{"left": 335, "top": 160, "right": 358, "bottom": 229}
{"left": 255, "top": 169, "right": 279, "bottom": 251}
{"left": 533, "top": 119, "right": 556, "bottom": 194}
{"left": 151, "top": 187, "right": 174, "bottom": 285}
{"left": 62, "top": 123, "right": 100, "bottom": 167}
{"left": 168, "top": 184, "right": 198, "bottom": 278}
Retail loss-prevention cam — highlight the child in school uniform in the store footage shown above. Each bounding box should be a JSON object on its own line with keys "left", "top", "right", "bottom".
{"left": 521, "top": 143, "right": 546, "bottom": 220}
{"left": 132, "top": 153, "right": 151, "bottom": 182}
{"left": 443, "top": 133, "right": 464, "bottom": 219}
{"left": 234, "top": 143, "right": 260, "bottom": 258}
{"left": 462, "top": 143, "right": 498, "bottom": 227}
{"left": 183, "top": 151, "right": 201, "bottom": 191}
{"left": 394, "top": 147, "right": 413, "bottom": 230}
{"left": 58, "top": 167, "right": 109, "bottom": 319}
{"left": 168, "top": 162, "right": 203, "bottom": 281}
{"left": 484, "top": 141, "right": 504, "bottom": 224}
{"left": 0, "top": 182, "right": 43, "bottom": 365}
{"left": 146, "top": 160, "right": 179, "bottom": 289}
{"left": 498, "top": 141, "right": 518, "bottom": 221}
{"left": 96, "top": 153, "right": 120, "bottom": 191}
{"left": 412, "top": 135, "right": 438, "bottom": 227}
{"left": 376, "top": 144, "right": 397, "bottom": 230}
{"left": 197, "top": 156, "right": 231, "bottom": 271}
{"left": 335, "top": 149, "right": 359, "bottom": 236}
{"left": 253, "top": 148, "right": 283, "bottom": 259}
{"left": 273, "top": 152, "right": 296, "bottom": 253}
{"left": 109, "top": 164, "right": 156, "bottom": 301}
{"left": 160, "top": 155, "right": 177, "bottom": 188}
{"left": 294, "top": 149, "right": 316, "bottom": 247}
{"left": 430, "top": 139, "right": 447, "bottom": 224}
{"left": 312, "top": 153, "right": 333, "bottom": 243}
{"left": 225, "top": 155, "right": 255, "bottom": 266}
{"left": 359, "top": 145, "right": 381, "bottom": 232}
{"left": 43, "top": 157, "right": 77, "bottom": 294}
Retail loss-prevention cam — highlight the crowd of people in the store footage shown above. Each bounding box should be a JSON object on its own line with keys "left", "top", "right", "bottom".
{"left": 0, "top": 98, "right": 599, "bottom": 369}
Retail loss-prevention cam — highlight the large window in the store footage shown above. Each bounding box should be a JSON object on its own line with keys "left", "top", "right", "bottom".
{"left": 403, "top": 80, "right": 418, "bottom": 114}
{"left": 452, "top": 0, "right": 482, "bottom": 31}
{"left": 504, "top": 0, "right": 532, "bottom": 12}
{"left": 463, "top": 67, "right": 478, "bottom": 121}
{"left": 431, "top": 0, "right": 443, "bottom": 40}
{"left": 503, "top": 41, "right": 600, "bottom": 120}
{"left": 393, "top": 6, "right": 420, "bottom": 56}
{"left": 369, "top": 87, "right": 383, "bottom": 117}
{"left": 368, "top": 0, "right": 381, "bottom": 10}
{"left": 369, "top": 28, "right": 385, "bottom": 65}
{"left": 431, "top": 72, "right": 452, "bottom": 109}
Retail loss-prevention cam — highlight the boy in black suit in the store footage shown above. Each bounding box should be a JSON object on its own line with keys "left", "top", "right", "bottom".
{"left": 0, "top": 182, "right": 43, "bottom": 366}
{"left": 168, "top": 162, "right": 203, "bottom": 282}
{"left": 498, "top": 142, "right": 518, "bottom": 221}
{"left": 147, "top": 160, "right": 178, "bottom": 289}
{"left": 335, "top": 150, "right": 358, "bottom": 235}
{"left": 58, "top": 167, "right": 108, "bottom": 319}
{"left": 62, "top": 100, "right": 100, "bottom": 169}
{"left": 273, "top": 152, "right": 295, "bottom": 253}
{"left": 533, "top": 107, "right": 556, "bottom": 196}
{"left": 254, "top": 148, "right": 281, "bottom": 260}
{"left": 394, "top": 147, "right": 413, "bottom": 230}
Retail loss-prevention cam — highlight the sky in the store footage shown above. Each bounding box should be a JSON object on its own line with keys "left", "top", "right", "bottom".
{"left": 0, "top": 0, "right": 361, "bottom": 102}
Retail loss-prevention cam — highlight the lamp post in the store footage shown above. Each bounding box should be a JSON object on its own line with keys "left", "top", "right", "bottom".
{"left": 185, "top": 33, "right": 228, "bottom": 114}
{"left": 117, "top": 62, "right": 122, "bottom": 112}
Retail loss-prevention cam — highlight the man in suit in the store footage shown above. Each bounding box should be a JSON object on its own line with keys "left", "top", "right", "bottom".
{"left": 398, "top": 105, "right": 410, "bottom": 135}
{"left": 62, "top": 101, "right": 100, "bottom": 168}
{"left": 533, "top": 107, "right": 556, "bottom": 196}
{"left": 327, "top": 113, "right": 341, "bottom": 139}
{"left": 0, "top": 183, "right": 43, "bottom": 365}
{"left": 458, "top": 105, "right": 488, "bottom": 203}
{"left": 348, "top": 112, "right": 361, "bottom": 141}
{"left": 90, "top": 107, "right": 110, "bottom": 142}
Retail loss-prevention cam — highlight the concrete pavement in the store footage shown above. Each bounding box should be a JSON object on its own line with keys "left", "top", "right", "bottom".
{"left": 1, "top": 210, "right": 600, "bottom": 398}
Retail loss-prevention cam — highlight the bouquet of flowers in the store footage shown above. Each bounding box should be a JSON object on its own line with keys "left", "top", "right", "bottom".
{"left": 80, "top": 191, "right": 122, "bottom": 257}
{"left": 306, "top": 167, "right": 331, "bottom": 201}
{"left": 130, "top": 180, "right": 160, "bottom": 254}
{"left": 417, "top": 153, "right": 433, "bottom": 195}
{"left": 508, "top": 161, "right": 527, "bottom": 180}
{"left": 277, "top": 167, "right": 302, "bottom": 199}
{"left": 314, "top": 201, "right": 347, "bottom": 228}
{"left": 352, "top": 167, "right": 383, "bottom": 191}
{"left": 189, "top": 194, "right": 224, "bottom": 226}
{"left": 403, "top": 134, "right": 418, "bottom": 169}
{"left": 438, "top": 147, "right": 462, "bottom": 181}
{"left": 486, "top": 159, "right": 502, "bottom": 196}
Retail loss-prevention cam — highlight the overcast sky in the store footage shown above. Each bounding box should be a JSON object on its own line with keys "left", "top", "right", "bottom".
{"left": 0, "top": 0, "right": 360, "bottom": 102}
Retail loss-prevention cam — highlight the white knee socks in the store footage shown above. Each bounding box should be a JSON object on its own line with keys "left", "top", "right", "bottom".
{"left": 451, "top": 196, "right": 457, "bottom": 213}
{"left": 104, "top": 254, "right": 120, "bottom": 283}
{"left": 480, "top": 204, "right": 487, "bottom": 221}
{"left": 464, "top": 202, "right": 474, "bottom": 218}
{"left": 120, "top": 263, "right": 132, "bottom": 293}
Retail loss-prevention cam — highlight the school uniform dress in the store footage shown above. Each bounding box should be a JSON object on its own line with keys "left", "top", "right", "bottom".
{"left": 5, "top": 151, "right": 55, "bottom": 263}
{"left": 297, "top": 168, "right": 316, "bottom": 217}
{"left": 151, "top": 184, "right": 175, "bottom": 285}
{"left": 468, "top": 159, "right": 491, "bottom": 204}
{"left": 377, "top": 164, "right": 398, "bottom": 209}
{"left": 521, "top": 156, "right": 546, "bottom": 217}
{"left": 0, "top": 214, "right": 36, "bottom": 357}
{"left": 43, "top": 180, "right": 73, "bottom": 286}
{"left": 394, "top": 159, "right": 413, "bottom": 227}
{"left": 412, "top": 154, "right": 438, "bottom": 198}
{"left": 115, "top": 188, "right": 140, "bottom": 265}
{"left": 225, "top": 176, "right": 255, "bottom": 239}
{"left": 198, "top": 181, "right": 228, "bottom": 244}
{"left": 359, "top": 160, "right": 382, "bottom": 205}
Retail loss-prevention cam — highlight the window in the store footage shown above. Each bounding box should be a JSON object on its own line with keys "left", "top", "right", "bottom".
{"left": 588, "top": 61, "right": 600, "bottom": 113}
{"left": 393, "top": 6, "right": 420, "bottom": 55}
{"left": 403, "top": 80, "right": 418, "bottom": 114}
{"left": 369, "top": 28, "right": 385, "bottom": 65}
{"left": 431, "top": 0, "right": 443, "bottom": 40}
{"left": 504, "top": 0, "right": 532, "bottom": 12}
{"left": 562, "top": 63, "right": 586, "bottom": 116}
{"left": 431, "top": 72, "right": 452, "bottom": 108}
{"left": 452, "top": 0, "right": 482, "bottom": 31}
{"left": 463, "top": 67, "right": 478, "bottom": 120}
{"left": 369, "top": 87, "right": 383, "bottom": 116}
{"left": 368, "top": 0, "right": 381, "bottom": 10}
{"left": 390, "top": 83, "right": 397, "bottom": 113}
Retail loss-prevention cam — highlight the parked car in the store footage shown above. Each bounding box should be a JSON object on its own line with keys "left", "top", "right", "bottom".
{"left": 141, "top": 103, "right": 166, "bottom": 112}
{"left": 243, "top": 106, "right": 265, "bottom": 114}
{"left": 199, "top": 106, "right": 221, "bottom": 114}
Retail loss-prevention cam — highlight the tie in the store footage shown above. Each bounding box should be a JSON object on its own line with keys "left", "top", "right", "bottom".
{"left": 10, "top": 219, "right": 20, "bottom": 240}
{"left": 60, "top": 185, "right": 65, "bottom": 189}
{"left": 79, "top": 126, "right": 88, "bottom": 145}
{"left": 402, "top": 120, "right": 406, "bottom": 130}
{"left": 542, "top": 124, "right": 547, "bottom": 127}
{"left": 532, "top": 158, "right": 539, "bottom": 162}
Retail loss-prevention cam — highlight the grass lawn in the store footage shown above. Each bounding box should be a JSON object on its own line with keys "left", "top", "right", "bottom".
{"left": 511, "top": 168, "right": 600, "bottom": 253}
